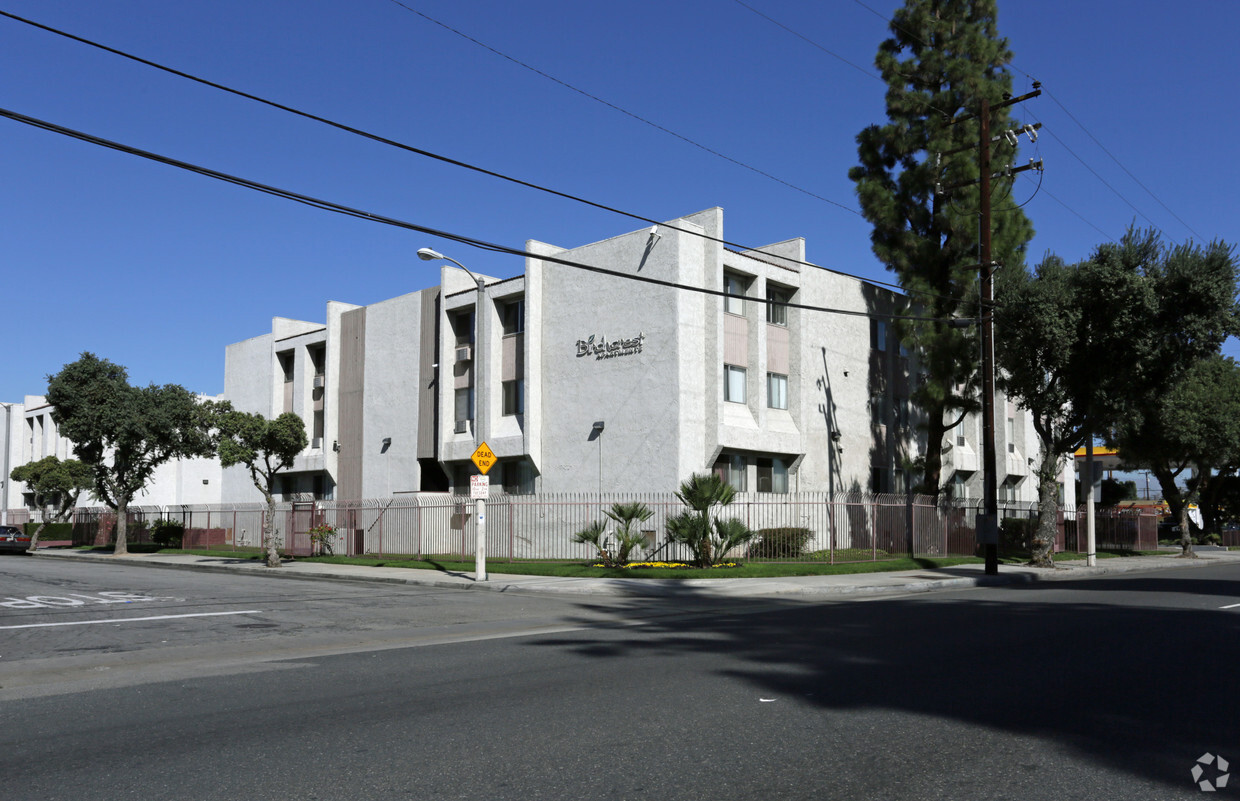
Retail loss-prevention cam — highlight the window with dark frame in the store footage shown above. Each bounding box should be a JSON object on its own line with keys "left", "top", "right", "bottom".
{"left": 766, "top": 285, "right": 792, "bottom": 325}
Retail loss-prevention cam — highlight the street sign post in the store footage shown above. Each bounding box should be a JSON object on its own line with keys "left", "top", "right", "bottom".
{"left": 469, "top": 442, "right": 495, "bottom": 581}
{"left": 471, "top": 442, "right": 496, "bottom": 475}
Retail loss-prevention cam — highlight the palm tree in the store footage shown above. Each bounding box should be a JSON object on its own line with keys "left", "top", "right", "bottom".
{"left": 604, "top": 501, "right": 653, "bottom": 565}
{"left": 670, "top": 473, "right": 740, "bottom": 566}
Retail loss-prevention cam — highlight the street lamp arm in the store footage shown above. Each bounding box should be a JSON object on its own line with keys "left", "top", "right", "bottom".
{"left": 417, "top": 247, "right": 485, "bottom": 288}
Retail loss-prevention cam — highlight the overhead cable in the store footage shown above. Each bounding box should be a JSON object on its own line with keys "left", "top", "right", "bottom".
{"left": 0, "top": 105, "right": 964, "bottom": 325}
{"left": 0, "top": 8, "right": 966, "bottom": 304}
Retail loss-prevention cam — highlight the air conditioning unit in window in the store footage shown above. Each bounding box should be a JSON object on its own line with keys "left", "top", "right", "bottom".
{"left": 454, "top": 419, "right": 470, "bottom": 435}
{"left": 455, "top": 346, "right": 472, "bottom": 362}
{"left": 313, "top": 374, "right": 325, "bottom": 389}
{"left": 957, "top": 436, "right": 966, "bottom": 447}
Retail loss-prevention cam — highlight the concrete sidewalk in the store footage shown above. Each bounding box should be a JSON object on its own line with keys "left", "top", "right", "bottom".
{"left": 26, "top": 547, "right": 1240, "bottom": 600}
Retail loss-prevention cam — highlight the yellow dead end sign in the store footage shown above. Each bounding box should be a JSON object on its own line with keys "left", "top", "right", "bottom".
{"left": 471, "top": 441, "right": 496, "bottom": 475}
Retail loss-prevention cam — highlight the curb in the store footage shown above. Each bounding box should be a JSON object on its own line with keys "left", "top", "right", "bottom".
{"left": 25, "top": 548, "right": 1239, "bottom": 600}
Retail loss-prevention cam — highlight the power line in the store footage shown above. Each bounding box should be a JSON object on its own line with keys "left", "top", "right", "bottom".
{"left": 0, "top": 105, "right": 962, "bottom": 325}
{"left": 1042, "top": 89, "right": 1202, "bottom": 242}
{"left": 849, "top": 0, "right": 1193, "bottom": 245}
{"left": 734, "top": 0, "right": 956, "bottom": 121}
{"left": 1019, "top": 173, "right": 1115, "bottom": 244}
{"left": 1038, "top": 122, "right": 1174, "bottom": 244}
{"left": 382, "top": 0, "right": 862, "bottom": 217}
{"left": 1, "top": 9, "right": 966, "bottom": 305}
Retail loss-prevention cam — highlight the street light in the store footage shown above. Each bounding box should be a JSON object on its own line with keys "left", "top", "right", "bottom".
{"left": 418, "top": 246, "right": 489, "bottom": 581}
{"left": 0, "top": 402, "right": 13, "bottom": 526}
{"left": 418, "top": 248, "right": 486, "bottom": 294}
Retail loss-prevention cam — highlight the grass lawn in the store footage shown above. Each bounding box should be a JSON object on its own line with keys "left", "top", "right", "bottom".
{"left": 65, "top": 545, "right": 1167, "bottom": 578}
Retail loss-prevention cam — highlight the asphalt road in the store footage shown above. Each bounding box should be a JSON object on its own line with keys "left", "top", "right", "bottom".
{"left": 3, "top": 556, "right": 1239, "bottom": 800}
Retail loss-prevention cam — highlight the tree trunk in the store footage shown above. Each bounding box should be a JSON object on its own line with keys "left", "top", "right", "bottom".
{"left": 262, "top": 496, "right": 280, "bottom": 568}
{"left": 114, "top": 495, "right": 130, "bottom": 555}
{"left": 1152, "top": 466, "right": 1194, "bottom": 558}
{"left": 27, "top": 520, "right": 47, "bottom": 553}
{"left": 1029, "top": 445, "right": 1059, "bottom": 568}
{"left": 1178, "top": 502, "right": 1196, "bottom": 558}
{"left": 923, "top": 402, "right": 947, "bottom": 499}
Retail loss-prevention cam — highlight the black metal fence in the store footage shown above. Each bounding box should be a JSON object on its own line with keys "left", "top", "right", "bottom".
{"left": 9, "top": 493, "right": 1160, "bottom": 562}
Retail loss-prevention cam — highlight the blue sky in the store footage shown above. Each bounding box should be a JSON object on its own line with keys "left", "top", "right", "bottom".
{"left": 3, "top": 0, "right": 1237, "bottom": 403}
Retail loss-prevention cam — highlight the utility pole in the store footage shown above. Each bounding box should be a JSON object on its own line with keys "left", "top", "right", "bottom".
{"left": 942, "top": 86, "right": 1043, "bottom": 575}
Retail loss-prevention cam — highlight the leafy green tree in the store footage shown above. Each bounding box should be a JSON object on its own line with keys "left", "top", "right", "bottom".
{"left": 1117, "top": 355, "right": 1240, "bottom": 556}
{"left": 997, "top": 231, "right": 1238, "bottom": 563}
{"left": 9, "top": 456, "right": 93, "bottom": 551}
{"left": 1104, "top": 238, "right": 1240, "bottom": 556}
{"left": 850, "top": 0, "right": 1034, "bottom": 496}
{"left": 215, "top": 409, "right": 308, "bottom": 568}
{"left": 46, "top": 353, "right": 218, "bottom": 555}
{"left": 1097, "top": 479, "right": 1137, "bottom": 508}
{"left": 994, "top": 235, "right": 1159, "bottom": 566}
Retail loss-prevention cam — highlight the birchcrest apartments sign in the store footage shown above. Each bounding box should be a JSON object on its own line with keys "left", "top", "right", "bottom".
{"left": 575, "top": 332, "right": 645, "bottom": 360}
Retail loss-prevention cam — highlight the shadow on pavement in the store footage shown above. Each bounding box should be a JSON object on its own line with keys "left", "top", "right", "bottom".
{"left": 538, "top": 572, "right": 1240, "bottom": 793}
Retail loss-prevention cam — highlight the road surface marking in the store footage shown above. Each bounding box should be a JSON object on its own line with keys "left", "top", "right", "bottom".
{"left": 1220, "top": 602, "right": 1240, "bottom": 609}
{"left": 0, "top": 610, "right": 262, "bottom": 630}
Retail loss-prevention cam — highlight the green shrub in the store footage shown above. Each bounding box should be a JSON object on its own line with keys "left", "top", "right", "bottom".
{"left": 999, "top": 517, "right": 1036, "bottom": 552}
{"left": 308, "top": 524, "right": 336, "bottom": 556}
{"left": 150, "top": 519, "right": 185, "bottom": 548}
{"left": 749, "top": 527, "right": 813, "bottom": 559}
{"left": 24, "top": 522, "right": 74, "bottom": 540}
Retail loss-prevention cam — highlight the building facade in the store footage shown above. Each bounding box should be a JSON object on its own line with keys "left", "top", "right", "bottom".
{"left": 215, "top": 208, "right": 1070, "bottom": 506}
{"left": 2, "top": 209, "right": 1072, "bottom": 514}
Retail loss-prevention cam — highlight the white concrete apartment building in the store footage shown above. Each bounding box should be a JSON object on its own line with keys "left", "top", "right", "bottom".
{"left": 1, "top": 395, "right": 220, "bottom": 520}
{"left": 215, "top": 208, "right": 1069, "bottom": 506}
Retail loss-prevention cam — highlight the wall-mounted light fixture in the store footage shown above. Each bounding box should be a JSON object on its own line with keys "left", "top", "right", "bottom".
{"left": 332, "top": 440, "right": 340, "bottom": 453}
{"left": 202, "top": 479, "right": 209, "bottom": 485}
{"left": 381, "top": 437, "right": 392, "bottom": 454}
{"left": 591, "top": 421, "right": 605, "bottom": 433}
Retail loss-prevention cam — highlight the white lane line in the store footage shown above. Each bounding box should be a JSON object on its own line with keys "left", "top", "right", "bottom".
{"left": 0, "top": 610, "right": 263, "bottom": 630}
{"left": 1220, "top": 603, "right": 1240, "bottom": 609}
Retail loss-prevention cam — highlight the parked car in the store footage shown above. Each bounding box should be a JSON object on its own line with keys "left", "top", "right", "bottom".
{"left": 0, "top": 525, "right": 32, "bottom": 553}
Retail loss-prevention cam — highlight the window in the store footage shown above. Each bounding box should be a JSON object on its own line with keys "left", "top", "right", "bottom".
{"left": 725, "top": 365, "right": 747, "bottom": 403}
{"left": 308, "top": 344, "right": 325, "bottom": 378}
{"left": 767, "top": 373, "right": 788, "bottom": 410}
{"left": 871, "top": 319, "right": 887, "bottom": 352}
{"left": 870, "top": 467, "right": 888, "bottom": 494}
{"left": 452, "top": 311, "right": 474, "bottom": 346}
{"left": 724, "top": 273, "right": 746, "bottom": 315}
{"left": 500, "top": 460, "right": 536, "bottom": 495}
{"left": 713, "top": 453, "right": 747, "bottom": 491}
{"left": 278, "top": 351, "right": 294, "bottom": 383}
{"left": 502, "top": 379, "right": 523, "bottom": 416}
{"left": 757, "top": 457, "right": 788, "bottom": 494}
{"left": 1000, "top": 478, "right": 1020, "bottom": 503}
{"left": 454, "top": 387, "right": 473, "bottom": 433}
{"left": 871, "top": 394, "right": 888, "bottom": 427}
{"left": 895, "top": 397, "right": 909, "bottom": 430}
{"left": 1007, "top": 417, "right": 1016, "bottom": 453}
{"left": 767, "top": 285, "right": 792, "bottom": 325}
{"left": 953, "top": 472, "right": 970, "bottom": 500}
{"left": 277, "top": 350, "right": 294, "bottom": 413}
{"left": 501, "top": 298, "right": 524, "bottom": 336}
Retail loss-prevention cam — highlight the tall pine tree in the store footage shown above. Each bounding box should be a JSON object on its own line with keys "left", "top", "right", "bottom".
{"left": 850, "top": 0, "right": 1034, "bottom": 496}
